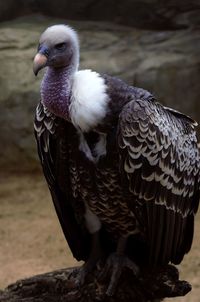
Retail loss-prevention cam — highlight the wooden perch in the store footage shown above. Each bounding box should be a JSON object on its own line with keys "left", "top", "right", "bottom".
{"left": 0, "top": 263, "right": 191, "bottom": 302}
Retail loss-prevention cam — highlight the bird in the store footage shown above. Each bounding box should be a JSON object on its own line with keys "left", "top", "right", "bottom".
{"left": 33, "top": 24, "right": 200, "bottom": 295}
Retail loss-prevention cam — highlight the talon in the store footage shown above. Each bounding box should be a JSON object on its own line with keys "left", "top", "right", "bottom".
{"left": 100, "top": 253, "right": 139, "bottom": 296}
{"left": 73, "top": 231, "right": 104, "bottom": 287}
{"left": 75, "top": 266, "right": 88, "bottom": 286}
{"left": 66, "top": 267, "right": 83, "bottom": 289}
{"left": 74, "top": 262, "right": 96, "bottom": 287}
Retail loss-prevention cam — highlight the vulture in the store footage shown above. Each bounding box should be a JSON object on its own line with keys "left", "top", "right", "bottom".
{"left": 33, "top": 24, "right": 200, "bottom": 295}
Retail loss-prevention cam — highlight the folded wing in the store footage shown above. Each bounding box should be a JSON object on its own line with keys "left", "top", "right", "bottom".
{"left": 34, "top": 102, "right": 90, "bottom": 261}
{"left": 118, "top": 98, "right": 200, "bottom": 265}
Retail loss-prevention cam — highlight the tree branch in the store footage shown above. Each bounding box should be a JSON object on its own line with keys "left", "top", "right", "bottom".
{"left": 0, "top": 264, "right": 191, "bottom": 302}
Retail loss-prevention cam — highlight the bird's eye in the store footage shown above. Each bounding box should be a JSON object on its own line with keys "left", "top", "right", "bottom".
{"left": 55, "top": 42, "right": 66, "bottom": 50}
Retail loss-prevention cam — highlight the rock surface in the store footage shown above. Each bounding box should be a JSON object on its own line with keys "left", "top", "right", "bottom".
{"left": 0, "top": 15, "right": 199, "bottom": 171}
{"left": 0, "top": 0, "right": 200, "bottom": 29}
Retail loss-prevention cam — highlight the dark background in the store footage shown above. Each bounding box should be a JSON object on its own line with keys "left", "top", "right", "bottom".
{"left": 1, "top": 0, "right": 200, "bottom": 29}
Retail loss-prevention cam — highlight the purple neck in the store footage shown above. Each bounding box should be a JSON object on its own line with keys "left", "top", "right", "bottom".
{"left": 41, "top": 66, "right": 74, "bottom": 120}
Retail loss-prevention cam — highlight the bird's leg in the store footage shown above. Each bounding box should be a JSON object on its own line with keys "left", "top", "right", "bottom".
{"left": 72, "top": 203, "right": 104, "bottom": 286}
{"left": 77, "top": 231, "right": 103, "bottom": 285}
{"left": 100, "top": 236, "right": 139, "bottom": 296}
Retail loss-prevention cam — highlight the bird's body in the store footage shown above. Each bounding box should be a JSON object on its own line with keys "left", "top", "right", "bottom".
{"left": 33, "top": 24, "right": 200, "bottom": 293}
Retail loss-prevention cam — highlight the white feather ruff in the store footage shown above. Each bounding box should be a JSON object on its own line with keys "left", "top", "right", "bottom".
{"left": 69, "top": 70, "right": 109, "bottom": 132}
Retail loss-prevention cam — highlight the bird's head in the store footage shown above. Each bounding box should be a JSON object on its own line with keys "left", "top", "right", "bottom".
{"left": 33, "top": 24, "right": 79, "bottom": 76}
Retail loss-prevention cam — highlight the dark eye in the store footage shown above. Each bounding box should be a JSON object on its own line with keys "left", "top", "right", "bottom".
{"left": 55, "top": 42, "right": 66, "bottom": 50}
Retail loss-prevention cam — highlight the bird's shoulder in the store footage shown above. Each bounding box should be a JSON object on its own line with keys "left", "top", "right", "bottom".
{"left": 119, "top": 97, "right": 198, "bottom": 139}
{"left": 103, "top": 73, "right": 153, "bottom": 99}
{"left": 118, "top": 98, "right": 200, "bottom": 207}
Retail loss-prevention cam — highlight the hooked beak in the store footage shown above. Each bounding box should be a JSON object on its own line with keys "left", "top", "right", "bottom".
{"left": 33, "top": 45, "right": 49, "bottom": 76}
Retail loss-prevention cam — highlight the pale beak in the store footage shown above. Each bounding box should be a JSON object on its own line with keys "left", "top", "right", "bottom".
{"left": 33, "top": 53, "right": 48, "bottom": 76}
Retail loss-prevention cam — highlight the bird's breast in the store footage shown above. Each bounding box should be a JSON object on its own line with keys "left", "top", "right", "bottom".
{"left": 68, "top": 137, "right": 140, "bottom": 237}
{"left": 78, "top": 131, "right": 107, "bottom": 163}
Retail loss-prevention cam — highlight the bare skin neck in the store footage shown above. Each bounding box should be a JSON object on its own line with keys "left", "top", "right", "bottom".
{"left": 41, "top": 64, "right": 77, "bottom": 120}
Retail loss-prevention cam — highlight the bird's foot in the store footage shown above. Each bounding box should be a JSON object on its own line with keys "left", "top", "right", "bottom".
{"left": 100, "top": 253, "right": 139, "bottom": 296}
{"left": 75, "top": 259, "right": 99, "bottom": 287}
{"left": 71, "top": 231, "right": 104, "bottom": 287}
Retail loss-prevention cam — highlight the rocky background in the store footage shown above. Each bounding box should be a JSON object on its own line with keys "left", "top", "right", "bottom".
{"left": 0, "top": 1, "right": 200, "bottom": 171}
{"left": 1, "top": 0, "right": 200, "bottom": 29}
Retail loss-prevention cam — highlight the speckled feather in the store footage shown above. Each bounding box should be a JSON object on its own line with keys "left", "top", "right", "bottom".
{"left": 34, "top": 74, "right": 200, "bottom": 267}
{"left": 34, "top": 103, "right": 90, "bottom": 261}
{"left": 118, "top": 98, "right": 200, "bottom": 264}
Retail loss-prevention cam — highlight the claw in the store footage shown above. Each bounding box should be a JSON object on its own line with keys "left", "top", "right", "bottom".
{"left": 100, "top": 253, "right": 139, "bottom": 296}
{"left": 73, "top": 231, "right": 104, "bottom": 287}
{"left": 75, "top": 261, "right": 96, "bottom": 286}
{"left": 66, "top": 267, "right": 82, "bottom": 289}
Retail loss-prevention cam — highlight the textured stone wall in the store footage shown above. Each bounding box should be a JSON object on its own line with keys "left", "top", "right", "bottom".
{"left": 0, "top": 0, "right": 200, "bottom": 29}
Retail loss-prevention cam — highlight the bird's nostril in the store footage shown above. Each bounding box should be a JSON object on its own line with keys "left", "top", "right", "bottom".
{"left": 38, "top": 45, "right": 50, "bottom": 57}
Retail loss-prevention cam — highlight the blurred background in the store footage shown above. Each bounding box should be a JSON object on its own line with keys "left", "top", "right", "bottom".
{"left": 0, "top": 1, "right": 200, "bottom": 301}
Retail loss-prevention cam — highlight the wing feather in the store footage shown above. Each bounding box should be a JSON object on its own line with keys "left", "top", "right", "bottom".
{"left": 34, "top": 102, "right": 90, "bottom": 261}
{"left": 118, "top": 98, "right": 200, "bottom": 265}
{"left": 161, "top": 210, "right": 175, "bottom": 264}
